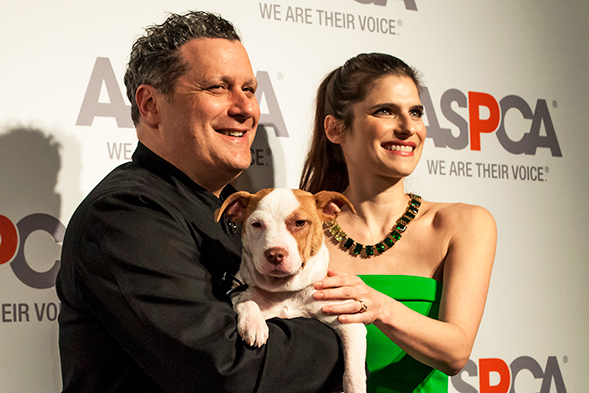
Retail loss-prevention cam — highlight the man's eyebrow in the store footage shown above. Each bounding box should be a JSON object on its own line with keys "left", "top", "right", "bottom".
{"left": 244, "top": 76, "right": 257, "bottom": 86}
{"left": 217, "top": 75, "right": 257, "bottom": 86}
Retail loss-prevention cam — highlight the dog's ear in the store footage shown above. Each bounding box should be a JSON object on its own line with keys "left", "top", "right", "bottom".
{"left": 313, "top": 191, "right": 356, "bottom": 222}
{"left": 214, "top": 191, "right": 253, "bottom": 225}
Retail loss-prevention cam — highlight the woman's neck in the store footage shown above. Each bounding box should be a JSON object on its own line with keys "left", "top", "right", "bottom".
{"left": 340, "top": 175, "right": 411, "bottom": 236}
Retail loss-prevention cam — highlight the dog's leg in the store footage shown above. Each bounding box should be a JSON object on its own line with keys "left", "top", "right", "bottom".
{"left": 234, "top": 298, "right": 270, "bottom": 347}
{"left": 334, "top": 323, "right": 367, "bottom": 393}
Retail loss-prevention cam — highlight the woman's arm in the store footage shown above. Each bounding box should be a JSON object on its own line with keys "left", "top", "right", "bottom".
{"left": 314, "top": 204, "right": 496, "bottom": 375}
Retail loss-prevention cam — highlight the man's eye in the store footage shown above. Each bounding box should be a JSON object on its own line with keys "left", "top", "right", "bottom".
{"left": 208, "top": 85, "right": 226, "bottom": 91}
{"left": 410, "top": 108, "right": 424, "bottom": 118}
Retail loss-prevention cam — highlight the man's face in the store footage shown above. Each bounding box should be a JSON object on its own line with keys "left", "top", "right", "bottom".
{"left": 156, "top": 38, "right": 260, "bottom": 192}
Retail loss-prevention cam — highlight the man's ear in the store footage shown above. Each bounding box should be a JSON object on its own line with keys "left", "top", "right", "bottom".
{"left": 135, "top": 84, "right": 161, "bottom": 127}
{"left": 324, "top": 115, "right": 345, "bottom": 144}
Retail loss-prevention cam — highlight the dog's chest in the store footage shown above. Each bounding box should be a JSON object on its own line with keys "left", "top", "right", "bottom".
{"left": 250, "top": 286, "right": 318, "bottom": 319}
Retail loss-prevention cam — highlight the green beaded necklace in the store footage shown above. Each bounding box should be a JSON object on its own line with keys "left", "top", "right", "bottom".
{"left": 324, "top": 193, "right": 421, "bottom": 258}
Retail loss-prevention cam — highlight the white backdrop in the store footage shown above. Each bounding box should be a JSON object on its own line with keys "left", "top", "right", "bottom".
{"left": 1, "top": 1, "right": 588, "bottom": 392}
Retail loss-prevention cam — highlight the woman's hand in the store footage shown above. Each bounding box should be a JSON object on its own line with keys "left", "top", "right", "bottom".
{"left": 313, "top": 268, "right": 384, "bottom": 325}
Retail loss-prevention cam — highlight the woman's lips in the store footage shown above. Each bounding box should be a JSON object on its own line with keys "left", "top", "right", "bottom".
{"left": 381, "top": 141, "right": 415, "bottom": 153}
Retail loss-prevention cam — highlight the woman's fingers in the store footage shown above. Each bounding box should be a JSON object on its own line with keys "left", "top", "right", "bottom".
{"left": 313, "top": 270, "right": 378, "bottom": 324}
{"left": 313, "top": 284, "right": 358, "bottom": 300}
{"left": 314, "top": 270, "right": 362, "bottom": 290}
{"left": 324, "top": 298, "right": 368, "bottom": 312}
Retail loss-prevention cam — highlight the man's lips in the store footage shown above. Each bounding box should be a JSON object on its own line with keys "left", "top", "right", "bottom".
{"left": 216, "top": 129, "right": 248, "bottom": 137}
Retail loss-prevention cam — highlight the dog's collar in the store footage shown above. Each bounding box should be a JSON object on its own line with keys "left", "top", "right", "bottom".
{"left": 222, "top": 272, "right": 249, "bottom": 297}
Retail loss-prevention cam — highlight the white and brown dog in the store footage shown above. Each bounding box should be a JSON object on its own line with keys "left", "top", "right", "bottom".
{"left": 215, "top": 188, "right": 367, "bottom": 393}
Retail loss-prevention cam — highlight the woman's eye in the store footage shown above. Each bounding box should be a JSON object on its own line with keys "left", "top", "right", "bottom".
{"left": 374, "top": 108, "right": 393, "bottom": 116}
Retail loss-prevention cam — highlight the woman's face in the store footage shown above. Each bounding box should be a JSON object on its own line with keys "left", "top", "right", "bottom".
{"left": 337, "top": 75, "right": 426, "bottom": 181}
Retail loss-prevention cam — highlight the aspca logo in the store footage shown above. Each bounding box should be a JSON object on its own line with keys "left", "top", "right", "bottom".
{"left": 76, "top": 57, "right": 289, "bottom": 137}
{"left": 0, "top": 214, "right": 64, "bottom": 289}
{"left": 452, "top": 356, "right": 567, "bottom": 393}
{"left": 354, "top": 0, "right": 418, "bottom": 11}
{"left": 421, "top": 87, "right": 562, "bottom": 157}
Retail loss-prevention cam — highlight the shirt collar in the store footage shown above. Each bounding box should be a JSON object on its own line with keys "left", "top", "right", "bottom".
{"left": 132, "top": 142, "right": 237, "bottom": 202}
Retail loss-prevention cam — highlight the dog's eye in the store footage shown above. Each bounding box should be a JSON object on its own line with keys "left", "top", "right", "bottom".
{"left": 294, "top": 220, "right": 307, "bottom": 228}
{"left": 251, "top": 222, "right": 263, "bottom": 228}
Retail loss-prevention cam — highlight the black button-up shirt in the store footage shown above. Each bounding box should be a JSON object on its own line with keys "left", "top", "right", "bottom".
{"left": 57, "top": 142, "right": 344, "bottom": 392}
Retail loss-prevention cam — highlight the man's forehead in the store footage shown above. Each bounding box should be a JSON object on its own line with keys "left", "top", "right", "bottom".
{"left": 179, "top": 38, "right": 255, "bottom": 81}
{"left": 180, "top": 38, "right": 245, "bottom": 63}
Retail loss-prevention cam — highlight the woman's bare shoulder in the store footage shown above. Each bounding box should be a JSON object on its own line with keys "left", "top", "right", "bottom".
{"left": 421, "top": 200, "right": 496, "bottom": 232}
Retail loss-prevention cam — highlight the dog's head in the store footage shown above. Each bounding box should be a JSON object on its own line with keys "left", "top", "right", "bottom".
{"left": 215, "top": 188, "right": 355, "bottom": 292}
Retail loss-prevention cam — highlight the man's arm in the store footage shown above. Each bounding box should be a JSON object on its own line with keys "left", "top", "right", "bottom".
{"left": 58, "top": 189, "right": 343, "bottom": 392}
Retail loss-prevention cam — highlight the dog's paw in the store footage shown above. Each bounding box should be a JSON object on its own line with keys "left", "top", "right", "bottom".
{"left": 238, "top": 314, "right": 269, "bottom": 347}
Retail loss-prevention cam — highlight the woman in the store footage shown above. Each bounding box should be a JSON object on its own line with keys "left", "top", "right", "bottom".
{"left": 300, "top": 53, "right": 496, "bottom": 392}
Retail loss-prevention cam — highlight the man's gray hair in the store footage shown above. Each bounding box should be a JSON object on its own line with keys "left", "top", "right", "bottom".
{"left": 124, "top": 11, "right": 241, "bottom": 124}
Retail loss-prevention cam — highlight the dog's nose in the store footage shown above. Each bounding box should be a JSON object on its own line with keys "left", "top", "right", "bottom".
{"left": 264, "top": 247, "right": 289, "bottom": 265}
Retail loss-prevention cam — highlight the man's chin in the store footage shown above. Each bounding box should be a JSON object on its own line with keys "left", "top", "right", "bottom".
{"left": 226, "top": 164, "right": 249, "bottom": 182}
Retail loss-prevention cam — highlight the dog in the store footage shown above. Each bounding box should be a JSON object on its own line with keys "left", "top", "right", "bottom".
{"left": 215, "top": 188, "right": 367, "bottom": 393}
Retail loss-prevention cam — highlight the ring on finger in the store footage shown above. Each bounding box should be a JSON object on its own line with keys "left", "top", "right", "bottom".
{"left": 358, "top": 300, "right": 368, "bottom": 313}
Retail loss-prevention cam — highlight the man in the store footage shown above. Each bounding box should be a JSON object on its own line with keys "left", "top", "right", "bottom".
{"left": 57, "top": 11, "right": 344, "bottom": 392}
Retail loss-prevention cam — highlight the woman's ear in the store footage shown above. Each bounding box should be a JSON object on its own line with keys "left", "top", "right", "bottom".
{"left": 324, "top": 115, "right": 345, "bottom": 144}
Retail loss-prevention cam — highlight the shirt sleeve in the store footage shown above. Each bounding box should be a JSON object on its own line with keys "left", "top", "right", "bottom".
{"left": 60, "top": 189, "right": 344, "bottom": 393}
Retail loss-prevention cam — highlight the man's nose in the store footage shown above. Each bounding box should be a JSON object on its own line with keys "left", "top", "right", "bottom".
{"left": 229, "top": 90, "right": 258, "bottom": 120}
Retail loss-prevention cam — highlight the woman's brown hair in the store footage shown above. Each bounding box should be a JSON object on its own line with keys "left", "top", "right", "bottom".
{"left": 299, "top": 53, "right": 422, "bottom": 194}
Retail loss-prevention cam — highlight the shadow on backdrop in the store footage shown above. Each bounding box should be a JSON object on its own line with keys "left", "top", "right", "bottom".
{"left": 0, "top": 127, "right": 66, "bottom": 391}
{"left": 0, "top": 127, "right": 62, "bottom": 219}
{"left": 0, "top": 127, "right": 65, "bottom": 289}
{"left": 232, "top": 125, "right": 284, "bottom": 193}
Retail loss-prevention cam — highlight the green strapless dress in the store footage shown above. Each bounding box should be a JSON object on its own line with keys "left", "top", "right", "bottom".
{"left": 359, "top": 275, "right": 448, "bottom": 393}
